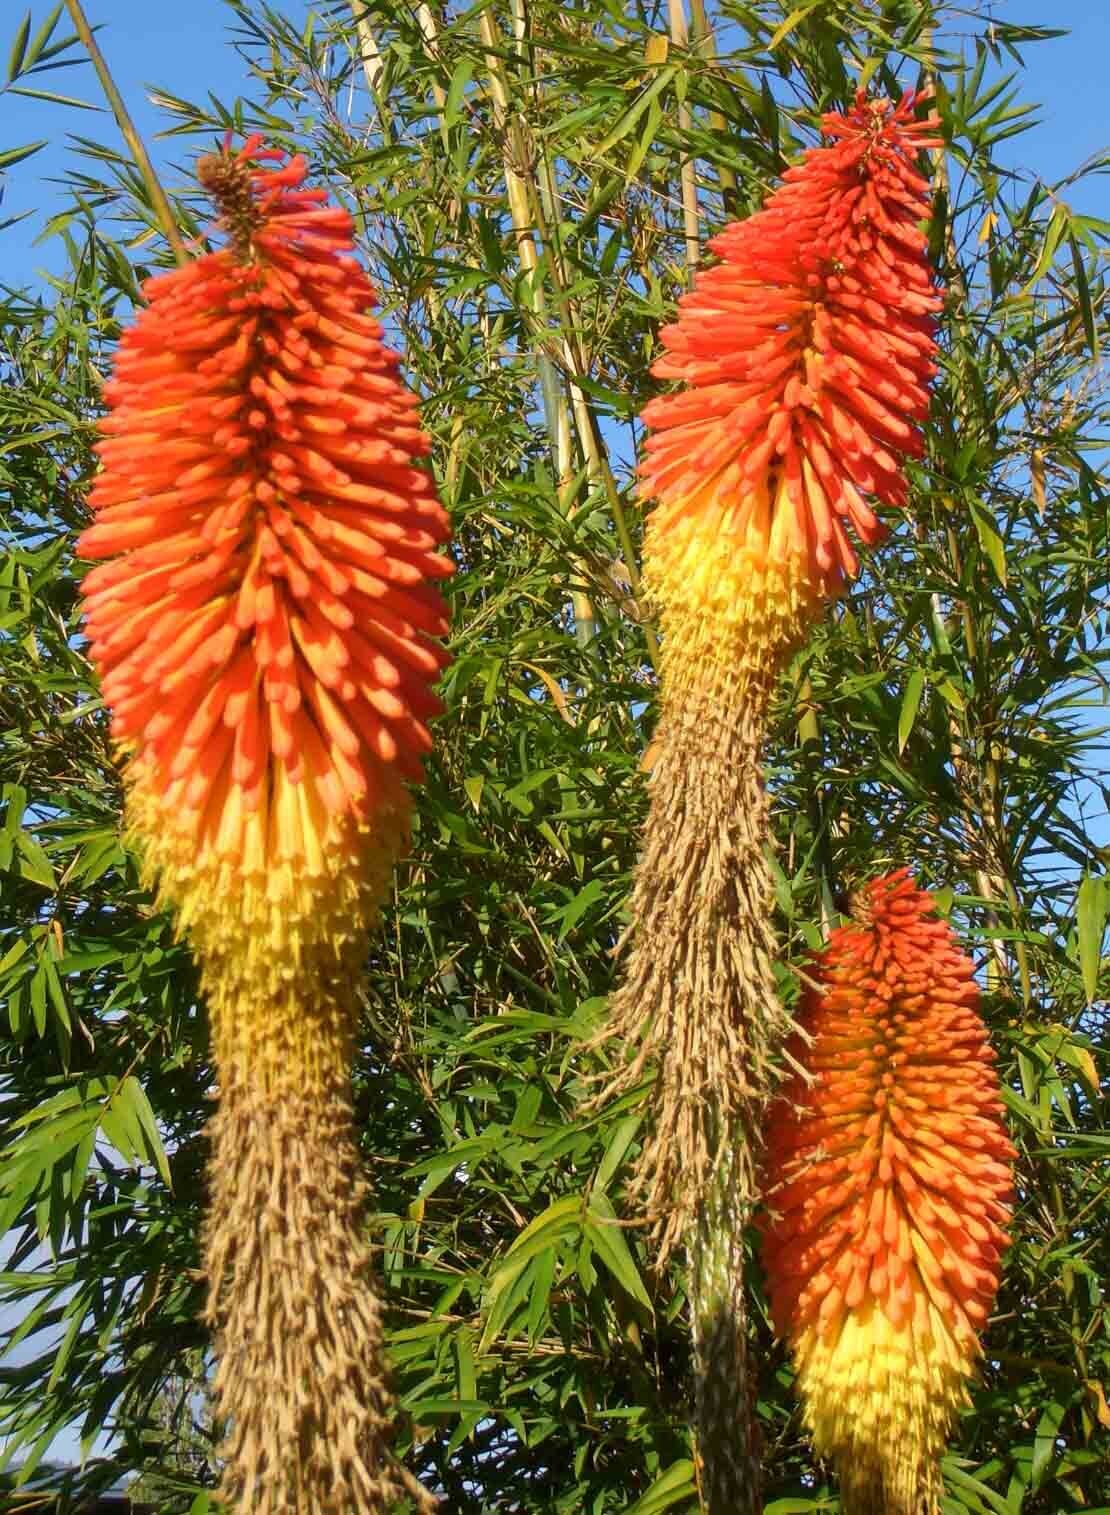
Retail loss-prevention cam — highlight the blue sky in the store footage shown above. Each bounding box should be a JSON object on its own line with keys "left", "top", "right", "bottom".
{"left": 1, "top": 0, "right": 1108, "bottom": 292}
{"left": 1, "top": 0, "right": 1107, "bottom": 1479}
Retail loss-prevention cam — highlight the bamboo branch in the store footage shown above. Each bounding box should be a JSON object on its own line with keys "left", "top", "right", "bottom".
{"left": 668, "top": 0, "right": 701, "bottom": 271}
{"left": 62, "top": 0, "right": 188, "bottom": 267}
{"left": 477, "top": 6, "right": 603, "bottom": 650}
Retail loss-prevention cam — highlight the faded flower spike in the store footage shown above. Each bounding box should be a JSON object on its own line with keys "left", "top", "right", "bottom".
{"left": 760, "top": 871, "right": 1014, "bottom": 1514}
{"left": 589, "top": 92, "right": 943, "bottom": 1509}
{"left": 595, "top": 89, "right": 943, "bottom": 1257}
{"left": 79, "top": 135, "right": 451, "bottom": 1515}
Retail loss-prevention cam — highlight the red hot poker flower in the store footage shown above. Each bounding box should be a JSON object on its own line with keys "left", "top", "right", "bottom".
{"left": 78, "top": 138, "right": 449, "bottom": 1515}
{"left": 759, "top": 871, "right": 1014, "bottom": 1514}
{"left": 590, "top": 97, "right": 944, "bottom": 1510}
{"left": 593, "top": 95, "right": 944, "bottom": 1271}
{"left": 79, "top": 135, "right": 453, "bottom": 1003}
{"left": 641, "top": 90, "right": 942, "bottom": 612}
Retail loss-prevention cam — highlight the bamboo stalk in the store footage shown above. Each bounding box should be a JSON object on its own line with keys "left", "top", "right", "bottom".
{"left": 414, "top": 2, "right": 448, "bottom": 113}
{"left": 477, "top": 6, "right": 602, "bottom": 649}
{"left": 62, "top": 0, "right": 188, "bottom": 267}
{"left": 685, "top": 0, "right": 739, "bottom": 208}
{"left": 920, "top": 33, "right": 1029, "bottom": 1005}
{"left": 668, "top": 0, "right": 701, "bottom": 271}
{"left": 348, "top": 1, "right": 385, "bottom": 100}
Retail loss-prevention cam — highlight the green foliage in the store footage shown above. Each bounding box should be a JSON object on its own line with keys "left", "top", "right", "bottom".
{"left": 1, "top": 1, "right": 1107, "bottom": 1510}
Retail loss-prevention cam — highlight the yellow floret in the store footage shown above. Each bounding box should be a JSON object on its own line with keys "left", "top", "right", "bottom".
{"left": 794, "top": 1298, "right": 975, "bottom": 1515}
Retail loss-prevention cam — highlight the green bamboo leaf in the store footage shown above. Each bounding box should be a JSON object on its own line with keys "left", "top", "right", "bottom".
{"left": 940, "top": 1459, "right": 1012, "bottom": 1515}
{"left": 969, "top": 498, "right": 1007, "bottom": 585}
{"left": 898, "top": 668, "right": 926, "bottom": 754}
{"left": 6, "top": 10, "right": 31, "bottom": 83}
{"left": 0, "top": 139, "right": 46, "bottom": 172}
{"left": 479, "top": 1254, "right": 534, "bottom": 1349}
{"left": 592, "top": 65, "right": 675, "bottom": 158}
{"left": 936, "top": 678, "right": 966, "bottom": 714}
{"left": 766, "top": 0, "right": 825, "bottom": 51}
{"left": 7, "top": 83, "right": 100, "bottom": 108}
{"left": 15, "top": 831, "right": 55, "bottom": 890}
{"left": 1076, "top": 874, "right": 1108, "bottom": 1005}
{"left": 444, "top": 57, "right": 475, "bottom": 129}
{"left": 30, "top": 959, "right": 47, "bottom": 1035}
{"left": 0, "top": 935, "right": 30, "bottom": 975}
{"left": 505, "top": 1193, "right": 583, "bottom": 1257}
{"left": 584, "top": 1191, "right": 651, "bottom": 1308}
{"left": 119, "top": 1075, "right": 173, "bottom": 1187}
{"left": 409, "top": 1135, "right": 496, "bottom": 1197}
{"left": 525, "top": 1243, "right": 555, "bottom": 1342}
{"left": 594, "top": 1113, "right": 641, "bottom": 1193}
{"left": 624, "top": 1459, "right": 697, "bottom": 1514}
{"left": 1068, "top": 232, "right": 1099, "bottom": 360}
{"left": 1022, "top": 202, "right": 1071, "bottom": 290}
{"left": 1031, "top": 1398, "right": 1068, "bottom": 1489}
{"left": 22, "top": 3, "right": 63, "bottom": 72}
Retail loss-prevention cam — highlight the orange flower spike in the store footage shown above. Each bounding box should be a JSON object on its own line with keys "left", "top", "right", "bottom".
{"left": 78, "top": 137, "right": 450, "bottom": 1515}
{"left": 640, "top": 90, "right": 942, "bottom": 672}
{"left": 78, "top": 134, "right": 453, "bottom": 1013}
{"left": 760, "top": 872, "right": 1015, "bottom": 1515}
{"left": 593, "top": 94, "right": 943, "bottom": 1268}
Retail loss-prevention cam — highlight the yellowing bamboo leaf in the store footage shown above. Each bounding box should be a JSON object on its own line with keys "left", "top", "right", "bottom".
{"left": 1085, "top": 1379, "right": 1110, "bottom": 1430}
{"left": 644, "top": 32, "right": 668, "bottom": 65}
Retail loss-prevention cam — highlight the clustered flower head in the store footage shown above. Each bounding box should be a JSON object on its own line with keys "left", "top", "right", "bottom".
{"left": 79, "top": 134, "right": 453, "bottom": 1016}
{"left": 592, "top": 93, "right": 944, "bottom": 1281}
{"left": 78, "top": 136, "right": 450, "bottom": 1515}
{"left": 759, "top": 871, "right": 1014, "bottom": 1514}
{"left": 640, "top": 89, "right": 943, "bottom": 655}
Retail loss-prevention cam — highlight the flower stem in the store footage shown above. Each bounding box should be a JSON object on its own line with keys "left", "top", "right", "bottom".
{"left": 62, "top": 0, "right": 188, "bottom": 266}
{"left": 690, "top": 1156, "right": 760, "bottom": 1514}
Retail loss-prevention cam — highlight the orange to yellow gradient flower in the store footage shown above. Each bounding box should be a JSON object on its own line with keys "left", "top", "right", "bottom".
{"left": 78, "top": 137, "right": 450, "bottom": 1515}
{"left": 79, "top": 135, "right": 453, "bottom": 1020}
{"left": 640, "top": 89, "right": 943, "bottom": 675}
{"left": 594, "top": 94, "right": 944, "bottom": 1275}
{"left": 759, "top": 871, "right": 1014, "bottom": 1515}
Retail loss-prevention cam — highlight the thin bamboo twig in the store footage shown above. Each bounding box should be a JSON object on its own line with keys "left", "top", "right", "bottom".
{"left": 62, "top": 0, "right": 188, "bottom": 267}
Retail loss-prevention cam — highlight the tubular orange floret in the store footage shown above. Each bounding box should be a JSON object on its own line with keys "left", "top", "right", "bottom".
{"left": 759, "top": 871, "right": 1015, "bottom": 1515}
{"left": 78, "top": 136, "right": 452, "bottom": 999}
{"left": 641, "top": 89, "right": 942, "bottom": 637}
